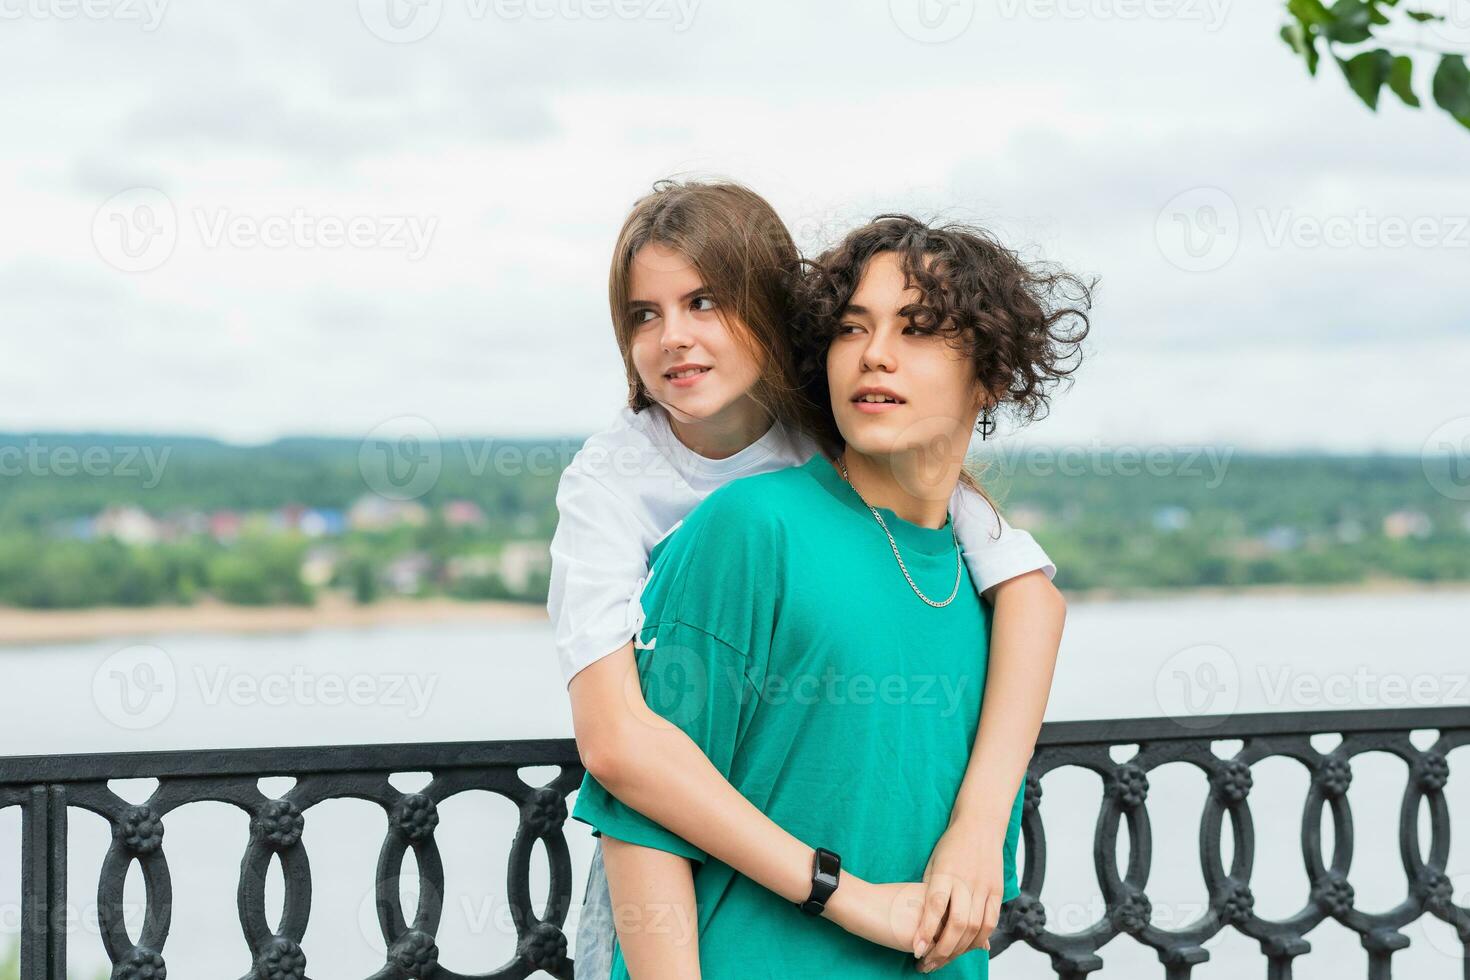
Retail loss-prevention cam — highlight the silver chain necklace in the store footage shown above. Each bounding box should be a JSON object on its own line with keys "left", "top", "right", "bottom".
{"left": 836, "top": 453, "right": 963, "bottom": 608}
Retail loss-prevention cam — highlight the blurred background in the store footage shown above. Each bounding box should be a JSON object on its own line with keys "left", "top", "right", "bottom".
{"left": 2, "top": 0, "right": 1468, "bottom": 976}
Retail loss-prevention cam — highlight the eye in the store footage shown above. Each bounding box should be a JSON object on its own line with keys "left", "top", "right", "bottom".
{"left": 903, "top": 324, "right": 937, "bottom": 336}
{"left": 836, "top": 322, "right": 863, "bottom": 335}
{"left": 632, "top": 308, "right": 658, "bottom": 325}
{"left": 691, "top": 295, "right": 717, "bottom": 312}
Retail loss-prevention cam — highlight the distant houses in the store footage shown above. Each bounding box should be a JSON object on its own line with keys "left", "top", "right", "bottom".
{"left": 92, "top": 505, "right": 158, "bottom": 545}
{"left": 300, "top": 546, "right": 340, "bottom": 588}
{"left": 383, "top": 551, "right": 433, "bottom": 594}
{"left": 36, "top": 489, "right": 1462, "bottom": 607}
{"left": 1383, "top": 509, "right": 1433, "bottom": 540}
{"left": 347, "top": 496, "right": 427, "bottom": 531}
{"left": 209, "top": 510, "right": 242, "bottom": 543}
{"left": 497, "top": 540, "right": 551, "bottom": 592}
{"left": 1151, "top": 505, "right": 1191, "bottom": 533}
{"left": 442, "top": 499, "right": 488, "bottom": 528}
{"left": 62, "top": 498, "right": 491, "bottom": 543}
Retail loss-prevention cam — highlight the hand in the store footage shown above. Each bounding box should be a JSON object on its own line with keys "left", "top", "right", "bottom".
{"left": 822, "top": 877, "right": 929, "bottom": 952}
{"left": 912, "top": 823, "right": 1005, "bottom": 973}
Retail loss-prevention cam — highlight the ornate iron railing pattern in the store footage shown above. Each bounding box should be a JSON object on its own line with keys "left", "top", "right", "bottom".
{"left": 995, "top": 706, "right": 1468, "bottom": 980}
{"left": 1, "top": 707, "right": 1466, "bottom": 979}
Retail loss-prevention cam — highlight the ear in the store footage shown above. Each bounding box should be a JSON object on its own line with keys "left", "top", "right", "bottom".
{"left": 969, "top": 380, "right": 993, "bottom": 417}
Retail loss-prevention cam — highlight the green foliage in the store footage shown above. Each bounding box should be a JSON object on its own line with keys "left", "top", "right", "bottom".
{"left": 2, "top": 434, "right": 1467, "bottom": 606}
{"left": 345, "top": 555, "right": 380, "bottom": 604}
{"left": 975, "top": 449, "right": 1470, "bottom": 594}
{"left": 1432, "top": 53, "right": 1470, "bottom": 125}
{"left": 205, "top": 535, "right": 313, "bottom": 606}
{"left": 1281, "top": 0, "right": 1470, "bottom": 131}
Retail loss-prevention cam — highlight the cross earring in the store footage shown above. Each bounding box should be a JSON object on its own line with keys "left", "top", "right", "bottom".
{"left": 978, "top": 407, "right": 996, "bottom": 441}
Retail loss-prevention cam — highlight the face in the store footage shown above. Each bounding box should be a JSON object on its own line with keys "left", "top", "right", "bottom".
{"left": 827, "top": 251, "right": 988, "bottom": 473}
{"left": 626, "top": 243, "right": 766, "bottom": 429}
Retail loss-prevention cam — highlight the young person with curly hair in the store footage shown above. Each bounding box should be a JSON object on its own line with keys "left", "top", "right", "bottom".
{"left": 570, "top": 212, "right": 1092, "bottom": 978}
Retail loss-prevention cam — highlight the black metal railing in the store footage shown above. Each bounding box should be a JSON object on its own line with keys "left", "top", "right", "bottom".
{"left": 2, "top": 706, "right": 1466, "bottom": 979}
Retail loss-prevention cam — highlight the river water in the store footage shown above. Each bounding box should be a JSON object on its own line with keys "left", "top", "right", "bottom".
{"left": 1, "top": 590, "right": 1466, "bottom": 978}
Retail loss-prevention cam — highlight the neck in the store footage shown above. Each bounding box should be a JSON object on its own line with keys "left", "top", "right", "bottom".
{"left": 665, "top": 397, "right": 773, "bottom": 460}
{"left": 838, "top": 444, "right": 967, "bottom": 529}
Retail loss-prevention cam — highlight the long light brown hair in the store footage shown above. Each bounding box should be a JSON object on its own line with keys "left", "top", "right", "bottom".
{"left": 608, "top": 179, "right": 837, "bottom": 452}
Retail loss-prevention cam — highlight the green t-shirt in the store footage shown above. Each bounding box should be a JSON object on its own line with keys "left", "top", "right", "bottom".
{"left": 571, "top": 453, "right": 1024, "bottom": 979}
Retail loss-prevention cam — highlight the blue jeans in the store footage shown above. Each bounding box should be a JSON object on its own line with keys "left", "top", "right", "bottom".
{"left": 575, "top": 839, "right": 615, "bottom": 979}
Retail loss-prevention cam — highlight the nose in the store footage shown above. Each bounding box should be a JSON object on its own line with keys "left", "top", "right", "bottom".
{"left": 659, "top": 308, "right": 694, "bottom": 353}
{"left": 859, "top": 323, "right": 897, "bottom": 374}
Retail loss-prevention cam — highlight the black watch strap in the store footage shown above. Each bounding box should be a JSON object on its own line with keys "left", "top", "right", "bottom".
{"left": 797, "top": 847, "right": 841, "bottom": 916}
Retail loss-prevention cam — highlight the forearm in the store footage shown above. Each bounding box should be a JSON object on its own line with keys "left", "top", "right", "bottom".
{"left": 601, "top": 836, "right": 701, "bottom": 980}
{"left": 951, "top": 572, "right": 1065, "bottom": 832}
{"left": 573, "top": 643, "right": 872, "bottom": 924}
{"left": 602, "top": 707, "right": 850, "bottom": 905}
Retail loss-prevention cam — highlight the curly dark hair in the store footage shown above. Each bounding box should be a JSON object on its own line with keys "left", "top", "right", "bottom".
{"left": 797, "top": 214, "right": 1095, "bottom": 449}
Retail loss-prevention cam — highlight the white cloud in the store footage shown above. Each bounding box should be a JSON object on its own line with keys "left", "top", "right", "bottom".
{"left": 0, "top": 0, "right": 1464, "bottom": 448}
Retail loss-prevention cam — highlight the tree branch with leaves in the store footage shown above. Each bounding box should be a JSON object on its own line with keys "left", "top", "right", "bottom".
{"left": 1281, "top": 0, "right": 1470, "bottom": 129}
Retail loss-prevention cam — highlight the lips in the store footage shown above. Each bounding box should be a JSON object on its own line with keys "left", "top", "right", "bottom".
{"left": 851, "top": 386, "right": 905, "bottom": 405}
{"left": 665, "top": 364, "right": 711, "bottom": 381}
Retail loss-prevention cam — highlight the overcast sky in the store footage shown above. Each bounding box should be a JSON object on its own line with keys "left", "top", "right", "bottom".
{"left": 1, "top": 0, "right": 1466, "bottom": 453}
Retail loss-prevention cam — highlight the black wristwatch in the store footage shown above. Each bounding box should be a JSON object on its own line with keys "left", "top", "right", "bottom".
{"left": 797, "top": 847, "right": 842, "bottom": 915}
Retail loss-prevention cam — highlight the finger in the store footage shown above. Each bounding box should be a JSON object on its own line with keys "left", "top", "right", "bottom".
{"left": 977, "top": 891, "right": 1002, "bottom": 950}
{"left": 957, "top": 903, "right": 986, "bottom": 958}
{"left": 913, "top": 879, "right": 952, "bottom": 957}
{"left": 929, "top": 881, "right": 971, "bottom": 962}
{"left": 919, "top": 905, "right": 951, "bottom": 972}
{"left": 928, "top": 904, "right": 983, "bottom": 972}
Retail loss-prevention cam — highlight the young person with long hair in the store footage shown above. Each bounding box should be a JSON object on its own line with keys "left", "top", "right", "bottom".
{"left": 550, "top": 185, "right": 1080, "bottom": 976}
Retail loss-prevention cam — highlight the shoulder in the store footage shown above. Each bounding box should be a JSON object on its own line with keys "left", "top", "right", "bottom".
{"left": 557, "top": 408, "right": 674, "bottom": 505}
{"left": 948, "top": 478, "right": 1008, "bottom": 540}
{"left": 650, "top": 464, "right": 811, "bottom": 570}
{"left": 692, "top": 464, "right": 810, "bottom": 529}
{"left": 553, "top": 410, "right": 678, "bottom": 558}
{"left": 639, "top": 468, "right": 803, "bottom": 647}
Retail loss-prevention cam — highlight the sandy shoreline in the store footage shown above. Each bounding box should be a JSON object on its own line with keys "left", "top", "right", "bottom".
{"left": 1061, "top": 577, "right": 1470, "bottom": 604}
{"left": 0, "top": 593, "right": 548, "bottom": 645}
{"left": 2, "top": 579, "right": 1466, "bottom": 646}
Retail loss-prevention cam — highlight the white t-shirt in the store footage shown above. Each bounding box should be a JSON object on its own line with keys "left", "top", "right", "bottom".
{"left": 547, "top": 404, "right": 1056, "bottom": 688}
